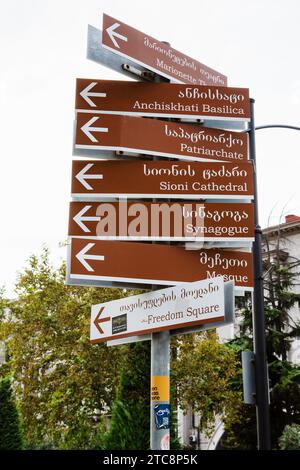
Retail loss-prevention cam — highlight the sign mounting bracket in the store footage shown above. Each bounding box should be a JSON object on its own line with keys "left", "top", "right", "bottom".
{"left": 122, "top": 63, "right": 157, "bottom": 82}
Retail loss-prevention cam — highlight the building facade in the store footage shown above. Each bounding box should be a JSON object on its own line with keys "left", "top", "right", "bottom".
{"left": 262, "top": 214, "right": 300, "bottom": 365}
{"left": 179, "top": 214, "right": 300, "bottom": 449}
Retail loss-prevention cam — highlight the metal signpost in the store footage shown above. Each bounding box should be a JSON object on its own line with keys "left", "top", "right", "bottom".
{"left": 248, "top": 99, "right": 271, "bottom": 449}
{"left": 65, "top": 12, "right": 271, "bottom": 451}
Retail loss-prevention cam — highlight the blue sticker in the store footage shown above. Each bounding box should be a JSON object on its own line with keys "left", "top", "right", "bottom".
{"left": 154, "top": 404, "right": 170, "bottom": 429}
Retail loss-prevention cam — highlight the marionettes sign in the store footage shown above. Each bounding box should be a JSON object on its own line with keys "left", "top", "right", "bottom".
{"left": 102, "top": 14, "right": 227, "bottom": 86}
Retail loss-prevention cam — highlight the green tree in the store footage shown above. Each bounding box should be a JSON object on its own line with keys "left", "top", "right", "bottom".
{"left": 0, "top": 248, "right": 140, "bottom": 449}
{"left": 222, "top": 233, "right": 300, "bottom": 449}
{"left": 172, "top": 331, "right": 241, "bottom": 436}
{"left": 0, "top": 376, "right": 23, "bottom": 449}
{"left": 100, "top": 341, "right": 151, "bottom": 450}
{"left": 100, "top": 341, "right": 182, "bottom": 450}
{"left": 279, "top": 423, "right": 300, "bottom": 450}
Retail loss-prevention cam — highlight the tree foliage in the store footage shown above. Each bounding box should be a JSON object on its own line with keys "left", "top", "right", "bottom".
{"left": 279, "top": 423, "right": 300, "bottom": 450}
{"left": 7, "top": 240, "right": 300, "bottom": 450}
{"left": 0, "top": 376, "right": 23, "bottom": 449}
{"left": 0, "top": 248, "right": 184, "bottom": 450}
{"left": 172, "top": 331, "right": 241, "bottom": 434}
{"left": 100, "top": 341, "right": 151, "bottom": 450}
{"left": 0, "top": 248, "right": 140, "bottom": 449}
{"left": 222, "top": 230, "right": 300, "bottom": 449}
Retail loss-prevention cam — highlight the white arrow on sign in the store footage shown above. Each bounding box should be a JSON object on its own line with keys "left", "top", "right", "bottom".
{"left": 81, "top": 116, "right": 108, "bottom": 143}
{"left": 80, "top": 82, "right": 107, "bottom": 107}
{"left": 106, "top": 22, "right": 128, "bottom": 49}
{"left": 76, "top": 243, "right": 105, "bottom": 272}
{"left": 73, "top": 205, "right": 101, "bottom": 233}
{"left": 75, "top": 163, "right": 103, "bottom": 190}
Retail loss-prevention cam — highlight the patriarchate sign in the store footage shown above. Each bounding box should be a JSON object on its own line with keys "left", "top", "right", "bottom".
{"left": 74, "top": 114, "right": 249, "bottom": 163}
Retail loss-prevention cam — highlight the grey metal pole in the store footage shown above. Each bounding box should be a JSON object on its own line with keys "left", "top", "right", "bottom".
{"left": 150, "top": 44, "right": 171, "bottom": 450}
{"left": 255, "top": 124, "right": 300, "bottom": 132}
{"left": 150, "top": 330, "right": 170, "bottom": 450}
{"left": 249, "top": 98, "right": 271, "bottom": 450}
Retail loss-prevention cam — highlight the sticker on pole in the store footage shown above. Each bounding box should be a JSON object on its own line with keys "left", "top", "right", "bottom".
{"left": 160, "top": 433, "right": 170, "bottom": 450}
{"left": 151, "top": 376, "right": 170, "bottom": 402}
{"left": 154, "top": 404, "right": 171, "bottom": 430}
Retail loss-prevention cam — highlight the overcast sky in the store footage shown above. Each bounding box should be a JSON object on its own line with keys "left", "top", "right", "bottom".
{"left": 1, "top": 0, "right": 300, "bottom": 296}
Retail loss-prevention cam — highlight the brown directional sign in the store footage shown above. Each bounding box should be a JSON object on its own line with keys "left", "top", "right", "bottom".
{"left": 75, "top": 114, "right": 248, "bottom": 163}
{"left": 76, "top": 79, "right": 250, "bottom": 121}
{"left": 68, "top": 201, "right": 254, "bottom": 242}
{"left": 71, "top": 160, "right": 254, "bottom": 200}
{"left": 102, "top": 14, "right": 227, "bottom": 87}
{"left": 67, "top": 238, "right": 253, "bottom": 290}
